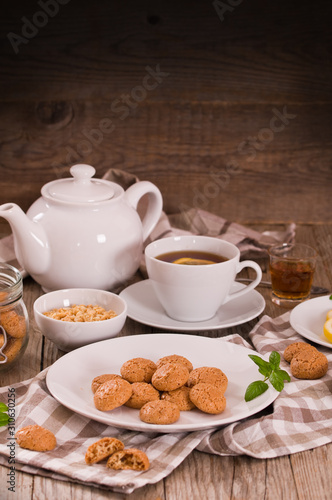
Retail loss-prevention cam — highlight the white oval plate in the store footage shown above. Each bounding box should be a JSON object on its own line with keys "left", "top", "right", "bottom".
{"left": 119, "top": 280, "right": 265, "bottom": 331}
{"left": 290, "top": 295, "right": 332, "bottom": 348}
{"left": 46, "top": 334, "right": 279, "bottom": 433}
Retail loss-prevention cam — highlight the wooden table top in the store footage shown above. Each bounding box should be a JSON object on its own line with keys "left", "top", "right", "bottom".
{"left": 0, "top": 222, "right": 331, "bottom": 500}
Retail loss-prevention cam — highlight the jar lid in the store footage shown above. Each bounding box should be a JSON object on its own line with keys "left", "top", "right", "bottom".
{"left": 42, "top": 164, "right": 115, "bottom": 203}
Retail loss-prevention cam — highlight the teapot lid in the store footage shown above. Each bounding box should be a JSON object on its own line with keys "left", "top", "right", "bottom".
{"left": 42, "top": 164, "right": 115, "bottom": 202}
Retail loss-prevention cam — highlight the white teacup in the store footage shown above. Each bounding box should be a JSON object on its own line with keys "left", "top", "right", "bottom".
{"left": 145, "top": 235, "right": 262, "bottom": 322}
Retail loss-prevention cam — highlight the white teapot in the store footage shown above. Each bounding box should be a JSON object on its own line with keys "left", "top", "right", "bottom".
{"left": 0, "top": 164, "right": 163, "bottom": 292}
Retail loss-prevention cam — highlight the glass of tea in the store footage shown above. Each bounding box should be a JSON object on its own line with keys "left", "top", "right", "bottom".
{"left": 268, "top": 243, "right": 317, "bottom": 307}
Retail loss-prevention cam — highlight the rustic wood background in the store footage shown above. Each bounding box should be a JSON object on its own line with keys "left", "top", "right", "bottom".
{"left": 0, "top": 0, "right": 331, "bottom": 234}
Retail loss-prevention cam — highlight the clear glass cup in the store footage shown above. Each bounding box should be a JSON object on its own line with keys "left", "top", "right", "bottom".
{"left": 0, "top": 263, "right": 29, "bottom": 371}
{"left": 268, "top": 243, "right": 317, "bottom": 308}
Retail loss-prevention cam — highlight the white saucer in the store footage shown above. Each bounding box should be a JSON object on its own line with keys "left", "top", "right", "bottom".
{"left": 290, "top": 295, "right": 332, "bottom": 348}
{"left": 119, "top": 280, "right": 265, "bottom": 331}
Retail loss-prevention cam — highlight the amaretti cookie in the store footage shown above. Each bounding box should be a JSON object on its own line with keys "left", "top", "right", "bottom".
{"left": 161, "top": 386, "right": 196, "bottom": 411}
{"left": 91, "top": 374, "right": 123, "bottom": 394}
{"left": 189, "top": 382, "right": 226, "bottom": 414}
{"left": 284, "top": 341, "right": 328, "bottom": 379}
{"left": 0, "top": 310, "right": 26, "bottom": 338}
{"left": 283, "top": 342, "right": 317, "bottom": 363}
{"left": 290, "top": 349, "right": 328, "bottom": 379}
{"left": 187, "top": 366, "right": 228, "bottom": 394}
{"left": 0, "top": 334, "right": 24, "bottom": 363}
{"left": 125, "top": 382, "right": 160, "bottom": 409}
{"left": 151, "top": 362, "right": 189, "bottom": 391}
{"left": 120, "top": 357, "right": 157, "bottom": 383}
{"left": 139, "top": 400, "right": 180, "bottom": 424}
{"left": 106, "top": 448, "right": 150, "bottom": 471}
{"left": 15, "top": 424, "right": 56, "bottom": 451}
{"left": 85, "top": 437, "right": 124, "bottom": 464}
{"left": 156, "top": 354, "right": 193, "bottom": 372}
{"left": 94, "top": 378, "right": 132, "bottom": 411}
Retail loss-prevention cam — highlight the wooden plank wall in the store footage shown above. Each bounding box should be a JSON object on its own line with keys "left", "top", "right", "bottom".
{"left": 0, "top": 0, "right": 331, "bottom": 229}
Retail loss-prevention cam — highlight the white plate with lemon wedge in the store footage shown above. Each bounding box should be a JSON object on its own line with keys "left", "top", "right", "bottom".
{"left": 290, "top": 295, "right": 332, "bottom": 348}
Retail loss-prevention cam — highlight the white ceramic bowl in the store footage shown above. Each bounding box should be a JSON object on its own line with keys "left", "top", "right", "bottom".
{"left": 33, "top": 288, "right": 127, "bottom": 352}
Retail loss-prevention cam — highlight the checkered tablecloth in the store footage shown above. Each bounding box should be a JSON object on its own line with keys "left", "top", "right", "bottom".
{"left": 0, "top": 312, "right": 331, "bottom": 494}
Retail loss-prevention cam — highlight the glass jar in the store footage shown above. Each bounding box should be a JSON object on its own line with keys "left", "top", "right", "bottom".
{"left": 0, "top": 263, "right": 29, "bottom": 371}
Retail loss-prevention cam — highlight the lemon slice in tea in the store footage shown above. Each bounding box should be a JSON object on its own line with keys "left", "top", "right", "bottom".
{"left": 323, "top": 318, "right": 332, "bottom": 343}
{"left": 172, "top": 257, "right": 215, "bottom": 265}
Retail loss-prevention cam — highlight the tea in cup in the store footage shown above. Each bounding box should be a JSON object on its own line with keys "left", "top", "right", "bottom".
{"left": 268, "top": 243, "right": 317, "bottom": 307}
{"left": 145, "top": 235, "right": 262, "bottom": 322}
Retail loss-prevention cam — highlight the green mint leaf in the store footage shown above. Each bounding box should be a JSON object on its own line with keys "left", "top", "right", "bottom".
{"left": 0, "top": 413, "right": 9, "bottom": 426}
{"left": 275, "top": 368, "right": 291, "bottom": 382}
{"left": 269, "top": 371, "right": 286, "bottom": 392}
{"left": 269, "top": 351, "right": 280, "bottom": 370}
{"left": 248, "top": 354, "right": 272, "bottom": 377}
{"left": 330, "top": 294, "right": 332, "bottom": 300}
{"left": 245, "top": 380, "right": 269, "bottom": 402}
{"left": 246, "top": 352, "right": 291, "bottom": 401}
{"left": 0, "top": 402, "right": 8, "bottom": 413}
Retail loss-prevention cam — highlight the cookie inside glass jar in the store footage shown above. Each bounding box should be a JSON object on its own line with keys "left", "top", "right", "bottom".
{"left": 0, "top": 263, "right": 29, "bottom": 370}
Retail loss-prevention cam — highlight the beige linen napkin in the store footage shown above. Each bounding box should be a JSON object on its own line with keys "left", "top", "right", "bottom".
{"left": 0, "top": 169, "right": 295, "bottom": 274}
{"left": 0, "top": 314, "right": 331, "bottom": 494}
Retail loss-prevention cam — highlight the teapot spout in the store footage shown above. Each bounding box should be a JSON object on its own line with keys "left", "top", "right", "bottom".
{"left": 0, "top": 203, "right": 50, "bottom": 276}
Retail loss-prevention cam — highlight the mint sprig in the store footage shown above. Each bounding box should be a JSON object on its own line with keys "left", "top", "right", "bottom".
{"left": 245, "top": 351, "right": 290, "bottom": 402}
{"left": 0, "top": 402, "right": 9, "bottom": 427}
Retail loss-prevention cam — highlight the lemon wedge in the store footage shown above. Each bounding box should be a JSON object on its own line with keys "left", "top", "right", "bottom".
{"left": 326, "top": 309, "right": 332, "bottom": 321}
{"left": 323, "top": 318, "right": 332, "bottom": 343}
{"left": 173, "top": 257, "right": 215, "bottom": 265}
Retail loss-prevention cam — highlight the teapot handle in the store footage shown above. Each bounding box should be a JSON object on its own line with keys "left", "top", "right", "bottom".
{"left": 124, "top": 181, "right": 163, "bottom": 242}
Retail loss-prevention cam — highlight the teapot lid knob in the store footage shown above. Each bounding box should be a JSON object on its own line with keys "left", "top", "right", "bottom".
{"left": 70, "top": 164, "right": 96, "bottom": 183}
